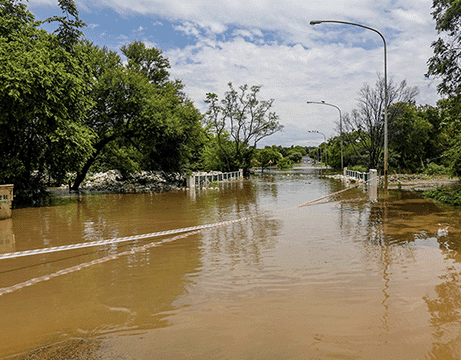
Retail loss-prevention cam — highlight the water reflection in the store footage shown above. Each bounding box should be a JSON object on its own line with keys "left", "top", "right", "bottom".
{"left": 4, "top": 172, "right": 461, "bottom": 359}
{"left": 339, "top": 188, "right": 461, "bottom": 359}
{"left": 425, "top": 262, "right": 461, "bottom": 360}
{"left": 0, "top": 219, "right": 14, "bottom": 254}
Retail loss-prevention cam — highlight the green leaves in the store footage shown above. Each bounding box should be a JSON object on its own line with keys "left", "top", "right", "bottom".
{"left": 1, "top": 0, "right": 205, "bottom": 202}
{"left": 204, "top": 83, "right": 283, "bottom": 172}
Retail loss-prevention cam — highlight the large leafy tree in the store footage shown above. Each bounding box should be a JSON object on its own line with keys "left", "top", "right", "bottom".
{"left": 70, "top": 42, "right": 205, "bottom": 190}
{"left": 1, "top": 0, "right": 205, "bottom": 203}
{"left": 426, "top": 0, "right": 461, "bottom": 176}
{"left": 388, "top": 103, "right": 433, "bottom": 173}
{"left": 427, "top": 0, "right": 461, "bottom": 97}
{"left": 204, "top": 83, "right": 283, "bottom": 172}
{"left": 0, "top": 0, "right": 94, "bottom": 205}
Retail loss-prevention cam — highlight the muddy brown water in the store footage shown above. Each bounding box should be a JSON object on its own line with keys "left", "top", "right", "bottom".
{"left": 1, "top": 169, "right": 461, "bottom": 359}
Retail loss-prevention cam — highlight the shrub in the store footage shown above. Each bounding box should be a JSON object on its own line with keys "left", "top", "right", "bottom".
{"left": 277, "top": 157, "right": 293, "bottom": 170}
{"left": 423, "top": 186, "right": 461, "bottom": 206}
{"left": 424, "top": 163, "right": 450, "bottom": 176}
{"left": 348, "top": 165, "right": 368, "bottom": 173}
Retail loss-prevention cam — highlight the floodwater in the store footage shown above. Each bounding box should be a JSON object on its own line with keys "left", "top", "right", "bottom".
{"left": 1, "top": 168, "right": 461, "bottom": 359}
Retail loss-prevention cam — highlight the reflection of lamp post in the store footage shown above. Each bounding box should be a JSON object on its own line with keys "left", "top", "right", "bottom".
{"left": 306, "top": 100, "right": 343, "bottom": 169}
{"left": 310, "top": 19, "right": 388, "bottom": 190}
{"left": 308, "top": 130, "right": 327, "bottom": 169}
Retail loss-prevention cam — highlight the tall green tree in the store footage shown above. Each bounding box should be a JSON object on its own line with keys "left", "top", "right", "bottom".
{"left": 70, "top": 42, "right": 205, "bottom": 190}
{"left": 388, "top": 103, "right": 433, "bottom": 172}
{"left": 0, "top": 0, "right": 94, "bottom": 205}
{"left": 426, "top": 0, "right": 461, "bottom": 176}
{"left": 204, "top": 83, "right": 283, "bottom": 173}
{"left": 427, "top": 0, "right": 461, "bottom": 97}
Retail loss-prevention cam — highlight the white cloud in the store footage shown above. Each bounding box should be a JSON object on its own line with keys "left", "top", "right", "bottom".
{"left": 27, "top": 0, "right": 442, "bottom": 147}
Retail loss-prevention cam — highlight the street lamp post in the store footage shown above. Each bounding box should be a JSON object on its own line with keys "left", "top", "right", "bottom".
{"left": 308, "top": 130, "right": 327, "bottom": 169}
{"left": 306, "top": 101, "right": 343, "bottom": 169}
{"left": 310, "top": 20, "right": 388, "bottom": 191}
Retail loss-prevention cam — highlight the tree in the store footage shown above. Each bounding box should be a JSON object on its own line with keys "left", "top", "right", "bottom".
{"left": 388, "top": 103, "right": 433, "bottom": 173}
{"left": 0, "top": 0, "right": 94, "bottom": 205}
{"left": 427, "top": 0, "right": 461, "bottom": 97}
{"left": 0, "top": 0, "right": 205, "bottom": 204}
{"left": 70, "top": 42, "right": 205, "bottom": 190}
{"left": 204, "top": 83, "right": 283, "bottom": 173}
{"left": 426, "top": 0, "right": 461, "bottom": 177}
{"left": 342, "top": 75, "right": 419, "bottom": 170}
{"left": 254, "top": 147, "right": 283, "bottom": 172}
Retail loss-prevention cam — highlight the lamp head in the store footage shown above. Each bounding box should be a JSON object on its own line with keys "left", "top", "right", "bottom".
{"left": 310, "top": 20, "right": 322, "bottom": 25}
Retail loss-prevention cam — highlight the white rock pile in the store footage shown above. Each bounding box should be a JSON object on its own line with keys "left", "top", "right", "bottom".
{"left": 79, "top": 170, "right": 186, "bottom": 193}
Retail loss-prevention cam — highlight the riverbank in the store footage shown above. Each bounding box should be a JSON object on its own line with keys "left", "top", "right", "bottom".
{"left": 386, "top": 174, "right": 460, "bottom": 191}
{"left": 62, "top": 171, "right": 461, "bottom": 195}
{"left": 326, "top": 172, "right": 460, "bottom": 191}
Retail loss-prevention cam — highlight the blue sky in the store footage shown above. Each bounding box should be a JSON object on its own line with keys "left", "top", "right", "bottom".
{"left": 28, "top": 0, "right": 440, "bottom": 147}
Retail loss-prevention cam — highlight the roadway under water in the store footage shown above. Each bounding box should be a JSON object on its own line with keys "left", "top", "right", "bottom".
{"left": 1, "top": 168, "right": 461, "bottom": 359}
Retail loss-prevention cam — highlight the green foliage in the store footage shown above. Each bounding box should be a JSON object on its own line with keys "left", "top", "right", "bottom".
{"left": 348, "top": 165, "right": 368, "bottom": 173}
{"left": 277, "top": 157, "right": 293, "bottom": 170}
{"left": 201, "top": 134, "right": 237, "bottom": 172}
{"left": 0, "top": 0, "right": 94, "bottom": 206}
{"left": 424, "top": 163, "right": 451, "bottom": 176}
{"left": 287, "top": 150, "right": 303, "bottom": 163}
{"left": 389, "top": 102, "right": 433, "bottom": 173}
{"left": 0, "top": 0, "right": 205, "bottom": 205}
{"left": 427, "top": 0, "right": 461, "bottom": 96}
{"left": 254, "top": 147, "right": 282, "bottom": 171}
{"left": 204, "top": 83, "right": 282, "bottom": 172}
{"left": 121, "top": 41, "right": 170, "bottom": 86}
{"left": 70, "top": 41, "right": 205, "bottom": 190}
{"left": 342, "top": 76, "right": 418, "bottom": 170}
{"left": 424, "top": 186, "right": 461, "bottom": 207}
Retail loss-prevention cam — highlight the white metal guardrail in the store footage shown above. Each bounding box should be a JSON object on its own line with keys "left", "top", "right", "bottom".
{"left": 344, "top": 168, "right": 378, "bottom": 186}
{"left": 187, "top": 169, "right": 243, "bottom": 188}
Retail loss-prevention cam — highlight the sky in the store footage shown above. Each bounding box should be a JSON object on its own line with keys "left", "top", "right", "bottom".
{"left": 27, "top": 0, "right": 442, "bottom": 147}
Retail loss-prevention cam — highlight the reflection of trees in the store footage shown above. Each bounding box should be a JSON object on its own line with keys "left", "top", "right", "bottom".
{"left": 196, "top": 179, "right": 281, "bottom": 268}
{"left": 201, "top": 216, "right": 279, "bottom": 267}
{"left": 339, "top": 189, "right": 461, "bottom": 357}
{"left": 0, "top": 218, "right": 14, "bottom": 254}
{"left": 424, "top": 248, "right": 461, "bottom": 359}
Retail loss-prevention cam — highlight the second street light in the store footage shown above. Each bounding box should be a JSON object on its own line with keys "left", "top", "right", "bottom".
{"left": 308, "top": 130, "right": 327, "bottom": 170}
{"left": 306, "top": 100, "right": 343, "bottom": 169}
{"left": 310, "top": 19, "right": 388, "bottom": 190}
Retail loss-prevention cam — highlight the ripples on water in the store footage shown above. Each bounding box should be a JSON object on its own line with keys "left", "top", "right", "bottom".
{"left": 1, "top": 169, "right": 461, "bottom": 359}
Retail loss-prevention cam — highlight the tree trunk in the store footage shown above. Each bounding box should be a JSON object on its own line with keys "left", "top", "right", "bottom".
{"left": 70, "top": 135, "right": 115, "bottom": 191}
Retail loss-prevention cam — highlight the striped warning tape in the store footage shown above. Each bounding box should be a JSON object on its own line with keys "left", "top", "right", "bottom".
{"left": 0, "top": 229, "right": 204, "bottom": 297}
{"left": 0, "top": 177, "right": 379, "bottom": 296}
{"left": 0, "top": 217, "right": 255, "bottom": 261}
{"left": 0, "top": 177, "right": 378, "bottom": 262}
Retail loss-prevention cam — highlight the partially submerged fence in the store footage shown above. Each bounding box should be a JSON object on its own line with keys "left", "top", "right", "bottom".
{"left": 344, "top": 168, "right": 378, "bottom": 187}
{"left": 187, "top": 170, "right": 243, "bottom": 188}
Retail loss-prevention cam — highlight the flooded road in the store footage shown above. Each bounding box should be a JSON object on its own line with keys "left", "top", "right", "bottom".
{"left": 1, "top": 169, "right": 461, "bottom": 359}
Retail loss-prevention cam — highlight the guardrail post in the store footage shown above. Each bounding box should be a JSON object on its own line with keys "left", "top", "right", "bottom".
{"left": 370, "top": 169, "right": 378, "bottom": 187}
{"left": 187, "top": 175, "right": 195, "bottom": 188}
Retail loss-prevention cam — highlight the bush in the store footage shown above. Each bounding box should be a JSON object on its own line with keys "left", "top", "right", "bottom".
{"left": 423, "top": 186, "right": 461, "bottom": 206}
{"left": 348, "top": 165, "right": 368, "bottom": 173}
{"left": 277, "top": 157, "right": 293, "bottom": 170}
{"left": 424, "top": 162, "right": 450, "bottom": 176}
